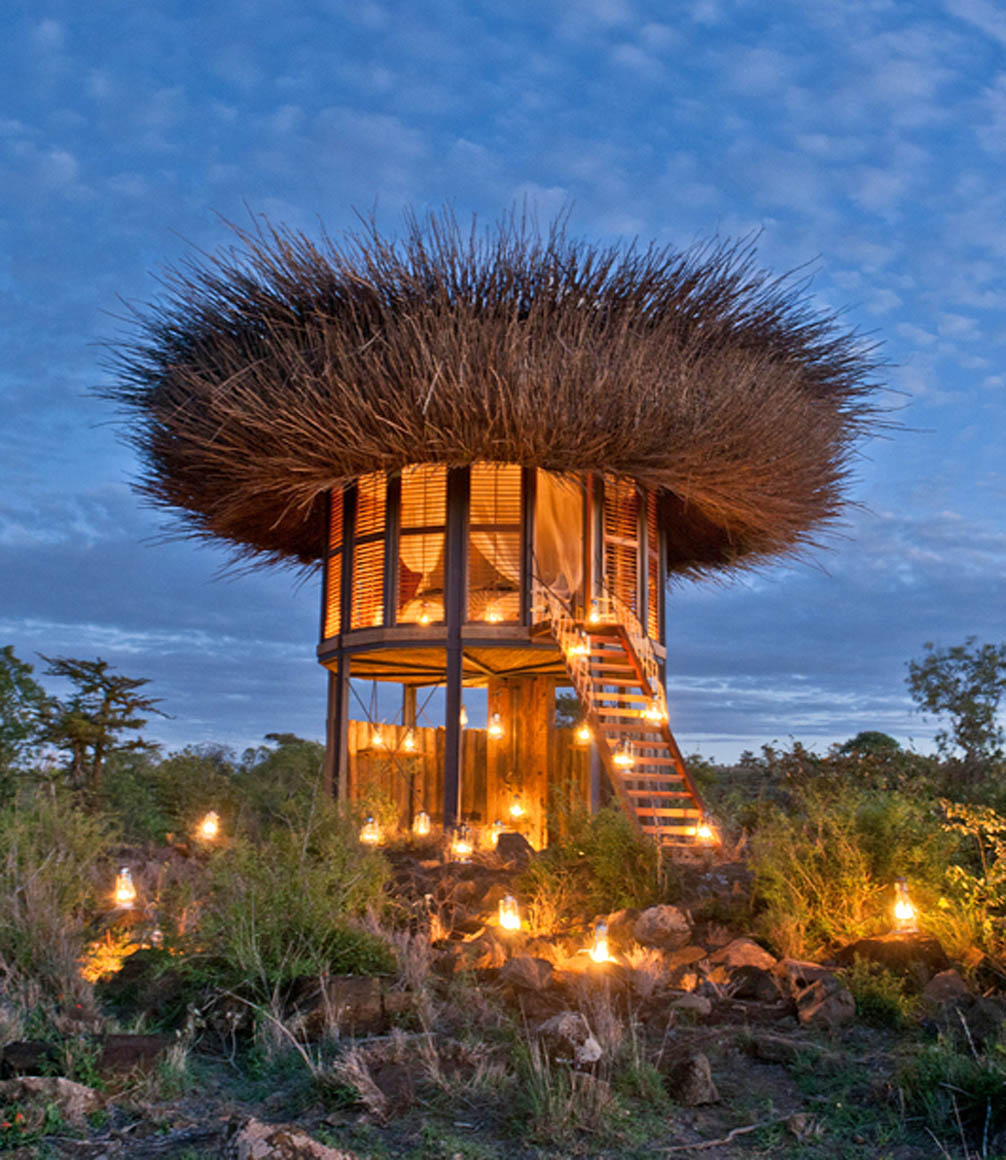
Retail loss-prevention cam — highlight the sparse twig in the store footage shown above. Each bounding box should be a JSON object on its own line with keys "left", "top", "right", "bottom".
{"left": 661, "top": 1115, "right": 790, "bottom": 1152}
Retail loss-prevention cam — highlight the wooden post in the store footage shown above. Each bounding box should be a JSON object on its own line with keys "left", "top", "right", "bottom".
{"left": 326, "top": 657, "right": 351, "bottom": 802}
{"left": 442, "top": 467, "right": 469, "bottom": 829}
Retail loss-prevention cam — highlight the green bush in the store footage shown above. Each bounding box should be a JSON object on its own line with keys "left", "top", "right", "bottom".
{"left": 197, "top": 799, "right": 392, "bottom": 991}
{"left": 841, "top": 958, "right": 918, "bottom": 1028}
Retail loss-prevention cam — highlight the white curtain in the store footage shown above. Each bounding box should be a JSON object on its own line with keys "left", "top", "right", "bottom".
{"left": 534, "top": 471, "right": 584, "bottom": 601}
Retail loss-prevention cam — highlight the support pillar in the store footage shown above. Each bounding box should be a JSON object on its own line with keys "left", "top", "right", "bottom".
{"left": 442, "top": 467, "right": 468, "bottom": 829}
{"left": 325, "top": 657, "right": 351, "bottom": 802}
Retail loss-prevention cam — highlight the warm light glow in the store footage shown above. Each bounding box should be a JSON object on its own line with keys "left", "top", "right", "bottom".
{"left": 402, "top": 728, "right": 418, "bottom": 753}
{"left": 588, "top": 599, "right": 603, "bottom": 625}
{"left": 568, "top": 631, "right": 589, "bottom": 658}
{"left": 575, "top": 721, "right": 592, "bottom": 746}
{"left": 589, "top": 920, "right": 611, "bottom": 963}
{"left": 198, "top": 810, "right": 220, "bottom": 842}
{"left": 418, "top": 602, "right": 432, "bottom": 626}
{"left": 114, "top": 867, "right": 136, "bottom": 909}
{"left": 490, "top": 818, "right": 504, "bottom": 846}
{"left": 450, "top": 825, "right": 473, "bottom": 862}
{"left": 695, "top": 820, "right": 717, "bottom": 844}
{"left": 360, "top": 816, "right": 381, "bottom": 845}
{"left": 894, "top": 878, "right": 917, "bottom": 931}
{"left": 613, "top": 739, "right": 634, "bottom": 769}
{"left": 459, "top": 704, "right": 469, "bottom": 727}
{"left": 370, "top": 724, "right": 386, "bottom": 748}
{"left": 413, "top": 810, "right": 431, "bottom": 837}
{"left": 509, "top": 794, "right": 525, "bottom": 819}
{"left": 488, "top": 712, "right": 505, "bottom": 740}
{"left": 643, "top": 698, "right": 666, "bottom": 723}
{"left": 498, "top": 894, "right": 521, "bottom": 931}
{"left": 485, "top": 605, "right": 504, "bottom": 623}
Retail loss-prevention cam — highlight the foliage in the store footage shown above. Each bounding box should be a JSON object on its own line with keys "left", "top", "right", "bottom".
{"left": 554, "top": 692, "right": 580, "bottom": 729}
{"left": 907, "top": 637, "right": 1006, "bottom": 777}
{"left": 39, "top": 655, "right": 165, "bottom": 796}
{"left": 939, "top": 799, "right": 1006, "bottom": 961}
{"left": 197, "top": 797, "right": 392, "bottom": 991}
{"left": 0, "top": 645, "right": 50, "bottom": 789}
{"left": 233, "top": 736, "right": 327, "bottom": 836}
{"left": 840, "top": 958, "right": 918, "bottom": 1028}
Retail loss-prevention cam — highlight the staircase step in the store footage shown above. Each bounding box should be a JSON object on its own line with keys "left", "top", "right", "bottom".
{"left": 595, "top": 707, "right": 654, "bottom": 718}
{"left": 625, "top": 789, "right": 694, "bottom": 798}
{"left": 634, "top": 807, "right": 703, "bottom": 818}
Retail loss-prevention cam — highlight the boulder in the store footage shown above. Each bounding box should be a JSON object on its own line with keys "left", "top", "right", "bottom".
{"left": 774, "top": 959, "right": 833, "bottom": 1000}
{"left": 935, "top": 994, "right": 1006, "bottom": 1050}
{"left": 97, "top": 1033, "right": 173, "bottom": 1074}
{"left": 670, "top": 992, "right": 712, "bottom": 1017}
{"left": 663, "top": 1051, "right": 719, "bottom": 1105}
{"left": 728, "top": 964, "right": 782, "bottom": 1003}
{"left": 499, "top": 955, "right": 553, "bottom": 992}
{"left": 495, "top": 832, "right": 535, "bottom": 866}
{"left": 296, "top": 976, "right": 384, "bottom": 1038}
{"left": 224, "top": 1117, "right": 361, "bottom": 1159}
{"left": 665, "top": 945, "right": 708, "bottom": 971}
{"left": 0, "top": 1041, "right": 60, "bottom": 1077}
{"left": 633, "top": 905, "right": 692, "bottom": 951}
{"left": 921, "top": 968, "right": 970, "bottom": 1008}
{"left": 796, "top": 976, "right": 855, "bottom": 1029}
{"left": 832, "top": 932, "right": 950, "bottom": 983}
{"left": 536, "top": 1011, "right": 602, "bottom": 1066}
{"left": 708, "top": 937, "right": 776, "bottom": 971}
{"left": 0, "top": 1077, "right": 99, "bottom": 1128}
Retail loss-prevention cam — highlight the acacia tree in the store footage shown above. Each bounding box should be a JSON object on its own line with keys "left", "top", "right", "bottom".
{"left": 906, "top": 637, "right": 1006, "bottom": 776}
{"left": 0, "top": 645, "right": 51, "bottom": 781}
{"left": 40, "top": 655, "right": 165, "bottom": 795}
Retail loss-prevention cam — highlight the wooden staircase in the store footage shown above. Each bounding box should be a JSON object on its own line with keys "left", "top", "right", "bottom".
{"left": 540, "top": 588, "right": 709, "bottom": 850}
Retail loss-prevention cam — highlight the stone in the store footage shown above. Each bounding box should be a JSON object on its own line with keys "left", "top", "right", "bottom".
{"left": 495, "top": 832, "right": 535, "bottom": 866}
{"left": 536, "top": 1011, "right": 603, "bottom": 1066}
{"left": 0, "top": 1041, "right": 60, "bottom": 1077}
{"left": 665, "top": 945, "right": 708, "bottom": 971}
{"left": 97, "top": 947, "right": 194, "bottom": 1028}
{"left": 832, "top": 932, "right": 950, "bottom": 983}
{"left": 670, "top": 992, "right": 712, "bottom": 1017}
{"left": 728, "top": 965, "right": 782, "bottom": 1002}
{"left": 663, "top": 1051, "right": 719, "bottom": 1105}
{"left": 633, "top": 905, "right": 692, "bottom": 951}
{"left": 936, "top": 994, "right": 1006, "bottom": 1050}
{"left": 499, "top": 955, "right": 553, "bottom": 992}
{"left": 297, "top": 976, "right": 384, "bottom": 1038}
{"left": 708, "top": 937, "right": 776, "bottom": 971}
{"left": 922, "top": 968, "right": 970, "bottom": 1007}
{"left": 97, "top": 1033, "right": 173, "bottom": 1074}
{"left": 224, "top": 1117, "right": 361, "bottom": 1159}
{"left": 774, "top": 959, "right": 833, "bottom": 1000}
{"left": 747, "top": 1030, "right": 837, "bottom": 1066}
{"left": 796, "top": 977, "right": 855, "bottom": 1029}
{"left": 0, "top": 1077, "right": 99, "bottom": 1128}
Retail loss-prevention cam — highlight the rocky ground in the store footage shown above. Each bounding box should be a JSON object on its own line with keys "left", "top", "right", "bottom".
{"left": 2, "top": 848, "right": 1004, "bottom": 1159}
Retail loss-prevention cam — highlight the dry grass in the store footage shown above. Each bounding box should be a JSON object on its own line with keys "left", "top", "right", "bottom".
{"left": 104, "top": 205, "right": 883, "bottom": 578}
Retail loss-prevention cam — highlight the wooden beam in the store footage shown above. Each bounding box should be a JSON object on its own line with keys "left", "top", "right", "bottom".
{"left": 442, "top": 466, "right": 468, "bottom": 828}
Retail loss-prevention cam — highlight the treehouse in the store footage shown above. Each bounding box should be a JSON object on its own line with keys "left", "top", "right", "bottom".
{"left": 106, "top": 208, "right": 880, "bottom": 852}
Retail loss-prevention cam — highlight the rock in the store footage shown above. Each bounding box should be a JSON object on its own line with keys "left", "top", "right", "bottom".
{"left": 97, "top": 946, "right": 194, "bottom": 1028}
{"left": 224, "top": 1117, "right": 361, "bottom": 1159}
{"left": 774, "top": 959, "right": 833, "bottom": 1000}
{"left": 670, "top": 992, "right": 712, "bottom": 1017}
{"left": 922, "top": 968, "right": 970, "bottom": 1007}
{"left": 0, "top": 1041, "right": 60, "bottom": 1077}
{"left": 663, "top": 1052, "right": 719, "bottom": 1105}
{"left": 708, "top": 937, "right": 776, "bottom": 971}
{"left": 665, "top": 945, "right": 708, "bottom": 971}
{"left": 499, "top": 955, "right": 553, "bottom": 992}
{"left": 728, "top": 965, "right": 782, "bottom": 1002}
{"left": 936, "top": 994, "right": 1006, "bottom": 1050}
{"left": 97, "top": 1033, "right": 173, "bottom": 1074}
{"left": 536, "top": 1011, "right": 603, "bottom": 1066}
{"left": 495, "top": 832, "right": 535, "bottom": 866}
{"left": 0, "top": 1076, "right": 99, "bottom": 1128}
{"left": 633, "top": 905, "right": 692, "bottom": 951}
{"left": 298, "top": 976, "right": 384, "bottom": 1038}
{"left": 832, "top": 932, "right": 950, "bottom": 983}
{"left": 747, "top": 1030, "right": 837, "bottom": 1066}
{"left": 796, "top": 976, "right": 855, "bottom": 1029}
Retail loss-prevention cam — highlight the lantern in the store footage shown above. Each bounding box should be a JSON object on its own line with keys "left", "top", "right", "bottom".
{"left": 568, "top": 631, "right": 589, "bottom": 658}
{"left": 643, "top": 697, "right": 665, "bottom": 724}
{"left": 589, "top": 919, "right": 611, "bottom": 963}
{"left": 498, "top": 894, "right": 521, "bottom": 931}
{"left": 893, "top": 878, "right": 917, "bottom": 932}
{"left": 488, "top": 712, "right": 505, "bottom": 740}
{"left": 402, "top": 728, "right": 418, "bottom": 753}
{"left": 413, "top": 810, "right": 431, "bottom": 837}
{"left": 370, "top": 723, "right": 386, "bottom": 749}
{"left": 509, "top": 793, "right": 525, "bottom": 820}
{"left": 490, "top": 818, "right": 505, "bottom": 846}
{"left": 613, "top": 739, "right": 634, "bottom": 769}
{"left": 695, "top": 814, "right": 717, "bottom": 845}
{"left": 450, "top": 824, "right": 473, "bottom": 862}
{"left": 485, "top": 605, "right": 504, "bottom": 623}
{"left": 574, "top": 721, "right": 592, "bottom": 746}
{"left": 114, "top": 867, "right": 136, "bottom": 909}
{"left": 588, "top": 599, "right": 602, "bottom": 625}
{"left": 198, "top": 810, "right": 220, "bottom": 842}
{"left": 418, "top": 602, "right": 432, "bottom": 626}
{"left": 360, "top": 816, "right": 381, "bottom": 845}
{"left": 459, "top": 704, "right": 469, "bottom": 727}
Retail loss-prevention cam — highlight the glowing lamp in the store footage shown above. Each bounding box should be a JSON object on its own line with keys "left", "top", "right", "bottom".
{"left": 574, "top": 721, "right": 592, "bottom": 746}
{"left": 488, "top": 712, "right": 505, "bottom": 740}
{"left": 490, "top": 818, "right": 505, "bottom": 846}
{"left": 370, "top": 724, "right": 386, "bottom": 749}
{"left": 450, "top": 824, "right": 473, "bottom": 862}
{"left": 360, "top": 816, "right": 381, "bottom": 845}
{"left": 509, "top": 794, "right": 525, "bottom": 820}
{"left": 413, "top": 810, "right": 431, "bottom": 837}
{"left": 589, "top": 919, "right": 611, "bottom": 963}
{"left": 485, "top": 605, "right": 504, "bottom": 623}
{"left": 613, "top": 739, "right": 634, "bottom": 769}
{"left": 643, "top": 698, "right": 666, "bottom": 724}
{"left": 568, "top": 631, "right": 589, "bottom": 658}
{"left": 418, "top": 602, "right": 432, "bottom": 626}
{"left": 198, "top": 810, "right": 220, "bottom": 842}
{"left": 498, "top": 894, "right": 521, "bottom": 931}
{"left": 588, "top": 599, "right": 602, "bottom": 625}
{"left": 114, "top": 867, "right": 136, "bottom": 909}
{"left": 459, "top": 704, "right": 469, "bottom": 727}
{"left": 402, "top": 728, "right": 418, "bottom": 753}
{"left": 694, "top": 814, "right": 717, "bottom": 845}
{"left": 893, "top": 878, "right": 917, "bottom": 932}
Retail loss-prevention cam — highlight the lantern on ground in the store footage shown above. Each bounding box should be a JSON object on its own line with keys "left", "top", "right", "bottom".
{"left": 509, "top": 793, "right": 525, "bottom": 820}
{"left": 413, "top": 810, "right": 431, "bottom": 837}
{"left": 488, "top": 712, "right": 505, "bottom": 740}
{"left": 198, "top": 810, "right": 220, "bottom": 842}
{"left": 613, "top": 739, "right": 634, "bottom": 769}
{"left": 485, "top": 605, "right": 504, "bottom": 623}
{"left": 402, "top": 728, "right": 418, "bottom": 753}
{"left": 459, "top": 704, "right": 468, "bottom": 727}
{"left": 893, "top": 878, "right": 917, "bottom": 932}
{"left": 644, "top": 697, "right": 666, "bottom": 724}
{"left": 695, "top": 814, "right": 717, "bottom": 845}
{"left": 589, "top": 919, "right": 611, "bottom": 963}
{"left": 450, "top": 824, "right": 473, "bottom": 862}
{"left": 498, "top": 894, "right": 521, "bottom": 931}
{"left": 370, "top": 723, "right": 386, "bottom": 749}
{"left": 360, "top": 816, "right": 381, "bottom": 845}
{"left": 575, "top": 720, "right": 592, "bottom": 746}
{"left": 568, "top": 631, "right": 589, "bottom": 658}
{"left": 418, "top": 602, "right": 432, "bottom": 626}
{"left": 490, "top": 818, "right": 505, "bottom": 846}
{"left": 114, "top": 867, "right": 136, "bottom": 909}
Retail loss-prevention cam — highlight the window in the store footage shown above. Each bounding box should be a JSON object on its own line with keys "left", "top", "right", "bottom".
{"left": 398, "top": 465, "right": 447, "bottom": 624}
{"left": 603, "top": 475, "right": 640, "bottom": 617}
{"left": 350, "top": 473, "right": 387, "bottom": 630}
{"left": 323, "top": 492, "right": 344, "bottom": 638}
{"left": 646, "top": 490, "right": 660, "bottom": 640}
{"left": 469, "top": 463, "right": 522, "bottom": 622}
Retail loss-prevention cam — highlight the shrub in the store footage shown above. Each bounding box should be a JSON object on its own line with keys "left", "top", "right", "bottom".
{"left": 840, "top": 958, "right": 918, "bottom": 1028}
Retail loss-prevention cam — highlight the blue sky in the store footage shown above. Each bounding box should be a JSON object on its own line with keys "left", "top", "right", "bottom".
{"left": 1, "top": 0, "right": 1004, "bottom": 761}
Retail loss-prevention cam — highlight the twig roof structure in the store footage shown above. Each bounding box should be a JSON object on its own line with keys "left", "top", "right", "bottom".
{"left": 105, "top": 208, "right": 882, "bottom": 578}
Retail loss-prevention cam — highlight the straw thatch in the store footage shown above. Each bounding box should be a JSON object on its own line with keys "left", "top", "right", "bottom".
{"left": 104, "top": 208, "right": 882, "bottom": 577}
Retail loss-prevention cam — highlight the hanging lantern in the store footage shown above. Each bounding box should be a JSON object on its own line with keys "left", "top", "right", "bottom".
{"left": 360, "top": 816, "right": 381, "bottom": 845}
{"left": 418, "top": 602, "right": 432, "bottom": 626}
{"left": 568, "top": 631, "right": 589, "bottom": 658}
{"left": 498, "top": 894, "right": 521, "bottom": 931}
{"left": 893, "top": 878, "right": 917, "bottom": 932}
{"left": 370, "top": 723, "right": 386, "bottom": 749}
{"left": 574, "top": 720, "right": 592, "bottom": 746}
{"left": 459, "top": 704, "right": 469, "bottom": 727}
{"left": 114, "top": 867, "right": 136, "bottom": 909}
{"left": 485, "top": 605, "right": 504, "bottom": 623}
{"left": 402, "top": 728, "right": 418, "bottom": 753}
{"left": 643, "top": 697, "right": 666, "bottom": 724}
{"left": 450, "top": 824, "right": 473, "bottom": 862}
{"left": 695, "top": 814, "right": 717, "bottom": 845}
{"left": 509, "top": 793, "right": 525, "bottom": 820}
{"left": 197, "top": 810, "right": 220, "bottom": 842}
{"left": 589, "top": 919, "right": 611, "bottom": 963}
{"left": 588, "top": 599, "right": 602, "bottom": 625}
{"left": 413, "top": 810, "right": 431, "bottom": 837}
{"left": 490, "top": 818, "right": 505, "bottom": 846}
{"left": 613, "top": 739, "right": 634, "bottom": 769}
{"left": 488, "top": 712, "right": 505, "bottom": 740}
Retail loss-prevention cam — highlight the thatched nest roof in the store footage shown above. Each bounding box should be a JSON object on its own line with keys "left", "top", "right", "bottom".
{"left": 105, "top": 209, "right": 882, "bottom": 578}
